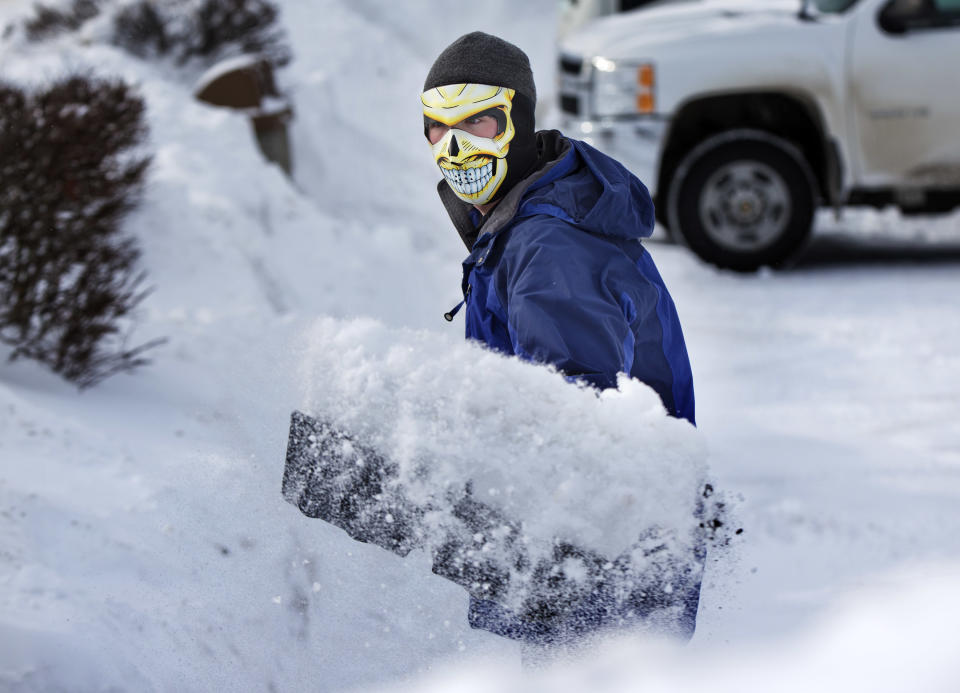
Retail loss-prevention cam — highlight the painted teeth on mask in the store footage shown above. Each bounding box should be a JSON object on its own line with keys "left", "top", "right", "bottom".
{"left": 443, "top": 162, "right": 494, "bottom": 196}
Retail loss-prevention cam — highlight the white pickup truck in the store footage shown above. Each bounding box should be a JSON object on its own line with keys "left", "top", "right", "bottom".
{"left": 558, "top": 0, "right": 960, "bottom": 270}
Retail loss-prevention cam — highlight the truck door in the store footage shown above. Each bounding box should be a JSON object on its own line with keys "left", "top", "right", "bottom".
{"left": 848, "top": 0, "right": 960, "bottom": 188}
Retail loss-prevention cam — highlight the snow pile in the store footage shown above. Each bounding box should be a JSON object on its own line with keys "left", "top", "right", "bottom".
{"left": 371, "top": 563, "right": 960, "bottom": 693}
{"left": 296, "top": 317, "right": 706, "bottom": 560}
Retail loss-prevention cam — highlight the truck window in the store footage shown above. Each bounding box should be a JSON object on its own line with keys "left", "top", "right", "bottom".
{"left": 619, "top": 0, "right": 691, "bottom": 10}
{"left": 620, "top": 0, "right": 657, "bottom": 10}
{"left": 813, "top": 0, "right": 860, "bottom": 12}
{"left": 883, "top": 0, "right": 960, "bottom": 28}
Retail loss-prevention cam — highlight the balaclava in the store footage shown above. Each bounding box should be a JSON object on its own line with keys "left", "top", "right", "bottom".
{"left": 421, "top": 32, "right": 538, "bottom": 206}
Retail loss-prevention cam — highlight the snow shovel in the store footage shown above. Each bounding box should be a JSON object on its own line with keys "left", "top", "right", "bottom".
{"left": 282, "top": 410, "right": 704, "bottom": 639}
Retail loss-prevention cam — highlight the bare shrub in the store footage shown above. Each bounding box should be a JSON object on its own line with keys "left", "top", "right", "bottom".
{"left": 0, "top": 74, "right": 160, "bottom": 388}
{"left": 112, "top": 0, "right": 291, "bottom": 67}
{"left": 110, "top": 0, "right": 170, "bottom": 58}
{"left": 24, "top": 0, "right": 101, "bottom": 41}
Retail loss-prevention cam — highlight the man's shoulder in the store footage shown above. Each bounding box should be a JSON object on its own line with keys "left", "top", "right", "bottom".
{"left": 498, "top": 212, "right": 633, "bottom": 274}
{"left": 504, "top": 212, "right": 580, "bottom": 249}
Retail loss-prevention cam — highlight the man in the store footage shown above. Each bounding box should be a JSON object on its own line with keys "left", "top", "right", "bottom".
{"left": 422, "top": 32, "right": 698, "bottom": 644}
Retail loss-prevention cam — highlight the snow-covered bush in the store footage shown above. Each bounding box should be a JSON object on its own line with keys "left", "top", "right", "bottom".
{"left": 23, "top": 0, "right": 101, "bottom": 41}
{"left": 187, "top": 0, "right": 290, "bottom": 66}
{"left": 14, "top": 0, "right": 291, "bottom": 69}
{"left": 112, "top": 0, "right": 291, "bottom": 67}
{"left": 0, "top": 74, "right": 158, "bottom": 388}
{"left": 109, "top": 0, "right": 169, "bottom": 58}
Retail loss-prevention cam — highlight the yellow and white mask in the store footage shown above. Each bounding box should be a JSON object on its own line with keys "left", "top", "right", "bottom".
{"left": 421, "top": 83, "right": 516, "bottom": 205}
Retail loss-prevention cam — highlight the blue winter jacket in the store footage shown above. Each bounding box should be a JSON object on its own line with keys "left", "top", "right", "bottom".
{"left": 439, "top": 132, "right": 700, "bottom": 644}
{"left": 442, "top": 131, "right": 695, "bottom": 425}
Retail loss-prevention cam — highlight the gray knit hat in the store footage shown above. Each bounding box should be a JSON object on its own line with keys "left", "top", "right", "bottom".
{"left": 423, "top": 32, "right": 536, "bottom": 105}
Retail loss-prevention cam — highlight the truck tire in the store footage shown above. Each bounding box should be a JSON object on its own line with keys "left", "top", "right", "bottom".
{"left": 667, "top": 130, "right": 817, "bottom": 271}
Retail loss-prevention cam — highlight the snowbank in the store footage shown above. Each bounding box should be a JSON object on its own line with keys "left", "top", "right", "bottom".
{"left": 371, "top": 563, "right": 960, "bottom": 693}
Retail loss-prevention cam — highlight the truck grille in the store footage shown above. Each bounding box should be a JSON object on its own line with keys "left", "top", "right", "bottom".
{"left": 560, "top": 95, "right": 580, "bottom": 115}
{"left": 559, "top": 55, "right": 583, "bottom": 76}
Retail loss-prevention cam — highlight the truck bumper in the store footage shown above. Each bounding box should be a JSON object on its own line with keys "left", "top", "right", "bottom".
{"left": 559, "top": 116, "right": 669, "bottom": 198}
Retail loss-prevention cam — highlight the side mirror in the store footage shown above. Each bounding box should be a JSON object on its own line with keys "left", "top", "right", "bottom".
{"left": 878, "top": 3, "right": 909, "bottom": 34}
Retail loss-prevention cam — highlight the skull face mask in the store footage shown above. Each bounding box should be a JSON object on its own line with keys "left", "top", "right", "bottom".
{"left": 422, "top": 84, "right": 517, "bottom": 205}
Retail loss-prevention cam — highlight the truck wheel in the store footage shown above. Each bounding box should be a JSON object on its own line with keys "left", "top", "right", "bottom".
{"left": 667, "top": 130, "right": 817, "bottom": 271}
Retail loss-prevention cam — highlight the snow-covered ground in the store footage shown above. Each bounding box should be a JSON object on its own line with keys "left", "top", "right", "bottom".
{"left": 1, "top": 1, "right": 959, "bottom": 691}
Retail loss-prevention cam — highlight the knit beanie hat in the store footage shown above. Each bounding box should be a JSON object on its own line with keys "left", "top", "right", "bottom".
{"left": 423, "top": 32, "right": 537, "bottom": 105}
{"left": 423, "top": 32, "right": 539, "bottom": 205}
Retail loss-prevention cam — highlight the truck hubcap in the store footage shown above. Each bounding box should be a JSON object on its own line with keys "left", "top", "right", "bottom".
{"left": 699, "top": 161, "right": 791, "bottom": 252}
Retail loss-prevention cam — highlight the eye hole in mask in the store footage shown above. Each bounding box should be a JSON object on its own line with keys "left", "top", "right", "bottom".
{"left": 424, "top": 107, "right": 507, "bottom": 142}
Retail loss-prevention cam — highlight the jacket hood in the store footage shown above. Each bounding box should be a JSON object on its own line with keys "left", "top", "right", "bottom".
{"left": 522, "top": 136, "right": 655, "bottom": 242}
{"left": 439, "top": 131, "right": 654, "bottom": 250}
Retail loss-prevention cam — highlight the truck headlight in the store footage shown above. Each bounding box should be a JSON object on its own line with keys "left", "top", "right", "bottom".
{"left": 591, "top": 58, "right": 655, "bottom": 118}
